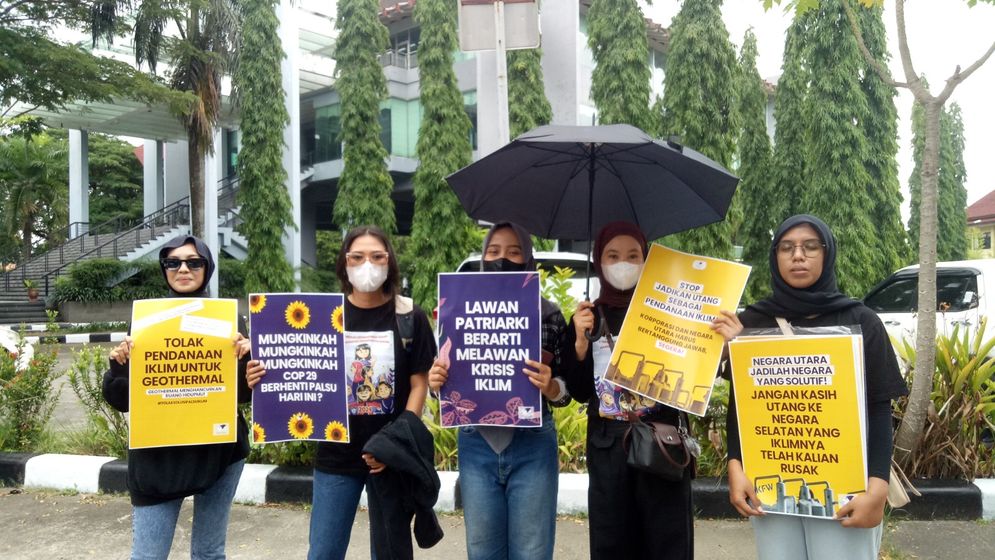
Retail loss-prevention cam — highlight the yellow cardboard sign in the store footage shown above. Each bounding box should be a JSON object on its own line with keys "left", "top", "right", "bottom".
{"left": 728, "top": 335, "right": 867, "bottom": 518}
{"left": 129, "top": 298, "right": 239, "bottom": 449}
{"left": 603, "top": 244, "right": 750, "bottom": 416}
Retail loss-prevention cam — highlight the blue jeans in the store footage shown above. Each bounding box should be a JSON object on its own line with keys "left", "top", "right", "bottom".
{"left": 308, "top": 470, "right": 384, "bottom": 560}
{"left": 131, "top": 459, "right": 245, "bottom": 560}
{"left": 457, "top": 419, "right": 559, "bottom": 560}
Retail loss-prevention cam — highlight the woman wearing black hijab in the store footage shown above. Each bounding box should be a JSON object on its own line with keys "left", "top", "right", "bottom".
{"left": 103, "top": 235, "right": 253, "bottom": 559}
{"left": 711, "top": 215, "right": 908, "bottom": 560}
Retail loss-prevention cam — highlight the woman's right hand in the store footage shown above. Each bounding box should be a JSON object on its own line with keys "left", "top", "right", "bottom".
{"left": 246, "top": 360, "right": 267, "bottom": 389}
{"left": 428, "top": 359, "right": 449, "bottom": 393}
{"left": 109, "top": 336, "right": 134, "bottom": 365}
{"left": 573, "top": 301, "right": 595, "bottom": 359}
{"left": 728, "top": 459, "right": 764, "bottom": 517}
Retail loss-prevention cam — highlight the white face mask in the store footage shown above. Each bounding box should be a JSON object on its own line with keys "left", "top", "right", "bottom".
{"left": 603, "top": 262, "right": 642, "bottom": 291}
{"left": 347, "top": 261, "right": 389, "bottom": 293}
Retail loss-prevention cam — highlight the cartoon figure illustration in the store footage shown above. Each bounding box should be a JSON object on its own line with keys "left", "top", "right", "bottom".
{"left": 375, "top": 380, "right": 394, "bottom": 414}
{"left": 350, "top": 344, "right": 374, "bottom": 397}
{"left": 596, "top": 380, "right": 622, "bottom": 417}
{"left": 618, "top": 391, "right": 636, "bottom": 413}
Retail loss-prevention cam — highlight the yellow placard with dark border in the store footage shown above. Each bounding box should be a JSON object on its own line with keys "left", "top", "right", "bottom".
{"left": 729, "top": 334, "right": 867, "bottom": 518}
{"left": 129, "top": 298, "right": 238, "bottom": 449}
{"left": 603, "top": 244, "right": 750, "bottom": 416}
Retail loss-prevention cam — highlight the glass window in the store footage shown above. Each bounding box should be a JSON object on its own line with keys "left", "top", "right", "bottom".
{"left": 865, "top": 272, "right": 979, "bottom": 313}
{"left": 983, "top": 232, "right": 992, "bottom": 250}
{"left": 463, "top": 91, "right": 477, "bottom": 150}
{"left": 314, "top": 104, "right": 342, "bottom": 162}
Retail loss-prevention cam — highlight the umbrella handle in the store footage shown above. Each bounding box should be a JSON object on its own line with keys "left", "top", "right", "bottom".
{"left": 584, "top": 314, "right": 606, "bottom": 342}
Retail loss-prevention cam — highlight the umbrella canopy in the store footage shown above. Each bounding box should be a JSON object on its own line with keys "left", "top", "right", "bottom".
{"left": 446, "top": 124, "right": 740, "bottom": 242}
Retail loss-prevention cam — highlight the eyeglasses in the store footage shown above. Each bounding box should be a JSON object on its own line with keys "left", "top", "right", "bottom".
{"left": 345, "top": 251, "right": 389, "bottom": 266}
{"left": 160, "top": 257, "right": 208, "bottom": 271}
{"left": 776, "top": 240, "right": 825, "bottom": 258}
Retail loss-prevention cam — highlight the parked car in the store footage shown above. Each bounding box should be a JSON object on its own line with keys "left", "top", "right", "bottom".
{"left": 863, "top": 259, "right": 995, "bottom": 354}
{"left": 457, "top": 251, "right": 601, "bottom": 304}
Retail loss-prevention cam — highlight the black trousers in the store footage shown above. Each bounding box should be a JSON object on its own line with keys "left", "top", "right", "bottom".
{"left": 587, "top": 418, "right": 694, "bottom": 560}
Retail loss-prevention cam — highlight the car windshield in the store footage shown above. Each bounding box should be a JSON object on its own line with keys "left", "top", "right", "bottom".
{"left": 864, "top": 271, "right": 979, "bottom": 313}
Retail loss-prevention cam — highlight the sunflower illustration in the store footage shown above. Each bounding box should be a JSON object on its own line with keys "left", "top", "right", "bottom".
{"left": 288, "top": 412, "right": 314, "bottom": 439}
{"left": 331, "top": 305, "right": 345, "bottom": 333}
{"left": 324, "top": 420, "right": 349, "bottom": 442}
{"left": 285, "top": 301, "right": 311, "bottom": 329}
{"left": 252, "top": 422, "right": 266, "bottom": 443}
{"left": 249, "top": 294, "right": 267, "bottom": 313}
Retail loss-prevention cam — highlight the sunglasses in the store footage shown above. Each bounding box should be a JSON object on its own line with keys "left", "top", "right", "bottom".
{"left": 160, "top": 257, "right": 208, "bottom": 271}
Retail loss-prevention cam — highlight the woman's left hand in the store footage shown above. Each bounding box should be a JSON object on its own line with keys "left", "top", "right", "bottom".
{"left": 234, "top": 333, "right": 251, "bottom": 359}
{"left": 710, "top": 310, "right": 743, "bottom": 342}
{"left": 523, "top": 359, "right": 555, "bottom": 399}
{"left": 834, "top": 476, "right": 888, "bottom": 528}
{"left": 362, "top": 452, "right": 386, "bottom": 474}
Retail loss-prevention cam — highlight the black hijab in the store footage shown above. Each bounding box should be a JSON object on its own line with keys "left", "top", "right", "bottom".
{"left": 481, "top": 222, "right": 536, "bottom": 271}
{"left": 157, "top": 235, "right": 216, "bottom": 297}
{"left": 747, "top": 214, "right": 860, "bottom": 320}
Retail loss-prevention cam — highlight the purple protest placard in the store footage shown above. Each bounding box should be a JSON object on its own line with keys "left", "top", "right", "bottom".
{"left": 436, "top": 272, "right": 542, "bottom": 427}
{"left": 249, "top": 293, "right": 349, "bottom": 444}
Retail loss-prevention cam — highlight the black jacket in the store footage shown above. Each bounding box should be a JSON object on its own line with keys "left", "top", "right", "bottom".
{"left": 362, "top": 410, "right": 444, "bottom": 559}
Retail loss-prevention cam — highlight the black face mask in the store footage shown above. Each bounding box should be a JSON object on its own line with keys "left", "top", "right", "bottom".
{"left": 481, "top": 258, "right": 528, "bottom": 272}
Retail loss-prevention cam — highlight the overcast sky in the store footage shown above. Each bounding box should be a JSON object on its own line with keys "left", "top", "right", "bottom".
{"left": 642, "top": 1, "right": 995, "bottom": 221}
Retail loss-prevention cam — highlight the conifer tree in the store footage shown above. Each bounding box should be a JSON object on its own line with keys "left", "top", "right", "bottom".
{"left": 407, "top": 0, "right": 476, "bottom": 308}
{"left": 587, "top": 0, "right": 652, "bottom": 130}
{"left": 800, "top": 0, "right": 877, "bottom": 297}
{"left": 235, "top": 0, "right": 295, "bottom": 292}
{"left": 332, "top": 0, "right": 395, "bottom": 232}
{"left": 735, "top": 30, "right": 775, "bottom": 303}
{"left": 660, "top": 0, "right": 739, "bottom": 259}
{"left": 909, "top": 101, "right": 968, "bottom": 261}
{"left": 857, "top": 4, "right": 909, "bottom": 278}
{"left": 769, "top": 13, "right": 812, "bottom": 221}
{"left": 507, "top": 48, "right": 552, "bottom": 138}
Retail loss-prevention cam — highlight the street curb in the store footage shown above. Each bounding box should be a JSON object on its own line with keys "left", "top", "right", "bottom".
{"left": 2, "top": 452, "right": 991, "bottom": 519}
{"left": 23, "top": 332, "right": 127, "bottom": 344}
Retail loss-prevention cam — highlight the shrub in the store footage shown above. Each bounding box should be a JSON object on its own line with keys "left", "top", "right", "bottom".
{"left": 0, "top": 338, "right": 60, "bottom": 451}
{"left": 425, "top": 399, "right": 458, "bottom": 470}
{"left": 690, "top": 379, "right": 729, "bottom": 477}
{"left": 67, "top": 345, "right": 128, "bottom": 458}
{"left": 893, "top": 320, "right": 995, "bottom": 479}
{"left": 51, "top": 258, "right": 167, "bottom": 304}
{"left": 554, "top": 400, "right": 588, "bottom": 472}
{"left": 219, "top": 257, "right": 246, "bottom": 299}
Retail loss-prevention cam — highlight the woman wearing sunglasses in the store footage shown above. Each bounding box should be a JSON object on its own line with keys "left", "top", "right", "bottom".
{"left": 102, "top": 235, "right": 253, "bottom": 559}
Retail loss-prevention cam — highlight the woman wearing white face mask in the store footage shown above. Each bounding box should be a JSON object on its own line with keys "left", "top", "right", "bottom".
{"left": 246, "top": 225, "right": 437, "bottom": 560}
{"left": 562, "top": 221, "right": 695, "bottom": 560}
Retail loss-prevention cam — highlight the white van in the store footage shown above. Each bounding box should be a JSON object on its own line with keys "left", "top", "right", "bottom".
{"left": 863, "top": 259, "right": 995, "bottom": 348}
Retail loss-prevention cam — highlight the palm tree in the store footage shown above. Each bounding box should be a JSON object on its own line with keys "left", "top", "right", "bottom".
{"left": 0, "top": 133, "right": 68, "bottom": 259}
{"left": 94, "top": 1, "right": 240, "bottom": 238}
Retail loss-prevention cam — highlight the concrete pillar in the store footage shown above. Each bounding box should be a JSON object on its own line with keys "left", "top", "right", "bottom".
{"left": 280, "top": 0, "right": 302, "bottom": 290}
{"left": 68, "top": 130, "right": 90, "bottom": 237}
{"left": 204, "top": 128, "right": 223, "bottom": 298}
{"left": 143, "top": 139, "right": 165, "bottom": 217}
{"left": 163, "top": 140, "right": 191, "bottom": 206}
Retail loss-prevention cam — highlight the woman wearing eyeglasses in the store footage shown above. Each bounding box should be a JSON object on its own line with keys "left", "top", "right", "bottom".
{"left": 711, "top": 215, "right": 908, "bottom": 560}
{"left": 245, "top": 225, "right": 437, "bottom": 560}
{"left": 102, "top": 235, "right": 253, "bottom": 559}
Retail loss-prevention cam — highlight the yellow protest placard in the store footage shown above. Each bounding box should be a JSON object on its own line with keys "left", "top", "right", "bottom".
{"left": 129, "top": 298, "right": 239, "bottom": 449}
{"left": 728, "top": 334, "right": 867, "bottom": 518}
{"left": 603, "top": 244, "right": 750, "bottom": 415}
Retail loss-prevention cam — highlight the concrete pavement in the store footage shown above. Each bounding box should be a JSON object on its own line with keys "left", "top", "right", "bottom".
{"left": 2, "top": 488, "right": 994, "bottom": 559}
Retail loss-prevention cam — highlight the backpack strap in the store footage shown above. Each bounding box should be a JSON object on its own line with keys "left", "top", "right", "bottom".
{"left": 395, "top": 295, "right": 415, "bottom": 352}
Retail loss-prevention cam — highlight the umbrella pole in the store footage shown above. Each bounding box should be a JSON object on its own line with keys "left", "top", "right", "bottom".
{"left": 585, "top": 145, "right": 596, "bottom": 300}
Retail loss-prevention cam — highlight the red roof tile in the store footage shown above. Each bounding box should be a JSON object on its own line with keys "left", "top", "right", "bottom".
{"left": 968, "top": 189, "right": 995, "bottom": 223}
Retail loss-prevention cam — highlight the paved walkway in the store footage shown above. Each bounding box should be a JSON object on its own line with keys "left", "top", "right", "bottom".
{"left": 2, "top": 488, "right": 994, "bottom": 559}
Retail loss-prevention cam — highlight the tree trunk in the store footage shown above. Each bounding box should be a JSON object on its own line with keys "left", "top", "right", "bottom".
{"left": 894, "top": 100, "right": 942, "bottom": 466}
{"left": 21, "top": 220, "right": 32, "bottom": 259}
{"left": 188, "top": 131, "right": 204, "bottom": 239}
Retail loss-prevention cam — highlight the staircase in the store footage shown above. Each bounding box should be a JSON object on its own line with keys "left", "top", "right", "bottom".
{"left": 0, "top": 176, "right": 245, "bottom": 306}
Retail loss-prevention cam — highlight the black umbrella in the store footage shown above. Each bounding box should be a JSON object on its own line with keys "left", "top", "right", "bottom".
{"left": 446, "top": 124, "right": 740, "bottom": 296}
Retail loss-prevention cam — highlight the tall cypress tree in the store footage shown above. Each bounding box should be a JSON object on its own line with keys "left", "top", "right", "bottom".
{"left": 507, "top": 48, "right": 552, "bottom": 138}
{"left": 910, "top": 100, "right": 968, "bottom": 261}
{"left": 407, "top": 0, "right": 476, "bottom": 308}
{"left": 857, "top": 4, "right": 909, "bottom": 278}
{"left": 801, "top": 0, "right": 877, "bottom": 297}
{"left": 660, "top": 0, "right": 739, "bottom": 259}
{"left": 235, "top": 0, "right": 296, "bottom": 293}
{"left": 735, "top": 30, "right": 775, "bottom": 303}
{"left": 332, "top": 0, "right": 395, "bottom": 232}
{"left": 769, "top": 12, "right": 812, "bottom": 221}
{"left": 587, "top": 0, "right": 652, "bottom": 130}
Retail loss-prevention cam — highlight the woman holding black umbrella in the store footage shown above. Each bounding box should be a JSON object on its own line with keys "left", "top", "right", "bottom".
{"left": 563, "top": 221, "right": 726, "bottom": 559}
